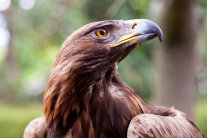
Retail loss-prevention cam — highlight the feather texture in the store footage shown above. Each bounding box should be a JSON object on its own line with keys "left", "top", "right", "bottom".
{"left": 128, "top": 113, "right": 204, "bottom": 138}
{"left": 24, "top": 19, "right": 204, "bottom": 138}
{"left": 23, "top": 117, "right": 46, "bottom": 138}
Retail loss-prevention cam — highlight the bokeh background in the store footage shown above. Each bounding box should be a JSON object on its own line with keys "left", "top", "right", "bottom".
{"left": 0, "top": 0, "right": 207, "bottom": 137}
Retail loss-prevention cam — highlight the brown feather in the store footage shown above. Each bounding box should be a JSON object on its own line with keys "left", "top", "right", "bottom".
{"left": 127, "top": 113, "right": 204, "bottom": 138}
{"left": 23, "top": 20, "right": 204, "bottom": 138}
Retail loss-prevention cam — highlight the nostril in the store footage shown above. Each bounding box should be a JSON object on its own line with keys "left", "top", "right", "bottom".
{"left": 132, "top": 23, "right": 137, "bottom": 30}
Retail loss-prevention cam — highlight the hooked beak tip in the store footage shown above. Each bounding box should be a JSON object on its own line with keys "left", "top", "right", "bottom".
{"left": 136, "top": 19, "right": 163, "bottom": 43}
{"left": 154, "top": 26, "right": 163, "bottom": 42}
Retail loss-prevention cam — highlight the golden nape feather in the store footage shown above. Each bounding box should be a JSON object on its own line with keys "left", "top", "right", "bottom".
{"left": 24, "top": 19, "right": 204, "bottom": 138}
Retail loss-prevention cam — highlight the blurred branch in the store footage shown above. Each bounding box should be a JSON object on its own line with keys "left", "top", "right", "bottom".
{"left": 2, "top": 5, "right": 19, "bottom": 76}
{"left": 153, "top": 0, "right": 202, "bottom": 119}
{"left": 104, "top": 0, "right": 126, "bottom": 19}
{"left": 1, "top": 5, "right": 19, "bottom": 103}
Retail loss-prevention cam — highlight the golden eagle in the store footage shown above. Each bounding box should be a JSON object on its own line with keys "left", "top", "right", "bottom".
{"left": 24, "top": 19, "right": 204, "bottom": 138}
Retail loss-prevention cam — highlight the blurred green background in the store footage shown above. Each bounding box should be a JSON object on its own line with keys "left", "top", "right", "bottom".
{"left": 0, "top": 0, "right": 207, "bottom": 137}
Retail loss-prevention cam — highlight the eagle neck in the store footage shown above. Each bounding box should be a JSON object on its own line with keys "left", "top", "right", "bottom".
{"left": 43, "top": 57, "right": 115, "bottom": 136}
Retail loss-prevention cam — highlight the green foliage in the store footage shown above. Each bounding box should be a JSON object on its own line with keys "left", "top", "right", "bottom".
{"left": 199, "top": 0, "right": 207, "bottom": 15}
{"left": 0, "top": 104, "right": 42, "bottom": 138}
{"left": 85, "top": 0, "right": 113, "bottom": 20}
{"left": 196, "top": 97, "right": 207, "bottom": 137}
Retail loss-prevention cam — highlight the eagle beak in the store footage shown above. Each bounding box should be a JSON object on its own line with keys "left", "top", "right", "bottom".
{"left": 109, "top": 19, "right": 163, "bottom": 47}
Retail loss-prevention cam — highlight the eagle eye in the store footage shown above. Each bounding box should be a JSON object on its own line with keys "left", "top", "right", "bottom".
{"left": 95, "top": 29, "right": 108, "bottom": 38}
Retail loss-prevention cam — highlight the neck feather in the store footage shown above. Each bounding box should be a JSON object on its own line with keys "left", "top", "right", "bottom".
{"left": 43, "top": 53, "right": 149, "bottom": 138}
{"left": 43, "top": 55, "right": 115, "bottom": 130}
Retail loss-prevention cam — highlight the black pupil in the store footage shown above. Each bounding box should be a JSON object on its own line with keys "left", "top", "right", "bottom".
{"left": 100, "top": 30, "right": 105, "bottom": 35}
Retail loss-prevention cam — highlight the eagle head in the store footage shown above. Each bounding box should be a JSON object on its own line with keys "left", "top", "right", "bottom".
{"left": 54, "top": 19, "right": 163, "bottom": 67}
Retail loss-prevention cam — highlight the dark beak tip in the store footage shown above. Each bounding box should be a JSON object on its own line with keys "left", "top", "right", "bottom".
{"left": 154, "top": 26, "right": 163, "bottom": 42}
{"left": 158, "top": 33, "right": 163, "bottom": 42}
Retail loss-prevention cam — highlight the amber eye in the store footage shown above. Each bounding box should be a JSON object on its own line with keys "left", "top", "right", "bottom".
{"left": 96, "top": 29, "right": 108, "bottom": 37}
